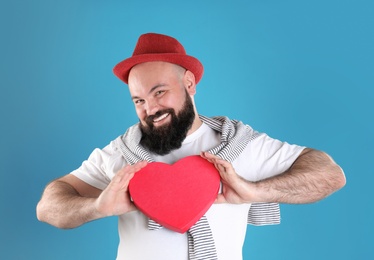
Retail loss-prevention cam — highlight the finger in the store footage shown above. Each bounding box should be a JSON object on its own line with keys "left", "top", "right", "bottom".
{"left": 213, "top": 158, "right": 232, "bottom": 168}
{"left": 131, "top": 161, "right": 148, "bottom": 173}
{"left": 215, "top": 162, "right": 226, "bottom": 172}
{"left": 112, "top": 162, "right": 146, "bottom": 189}
{"left": 135, "top": 160, "right": 148, "bottom": 168}
{"left": 116, "top": 161, "right": 148, "bottom": 178}
{"left": 202, "top": 152, "right": 232, "bottom": 168}
{"left": 122, "top": 161, "right": 148, "bottom": 186}
{"left": 215, "top": 194, "right": 227, "bottom": 204}
{"left": 115, "top": 166, "right": 134, "bottom": 182}
{"left": 126, "top": 192, "right": 137, "bottom": 211}
{"left": 200, "top": 152, "right": 216, "bottom": 164}
{"left": 201, "top": 152, "right": 229, "bottom": 169}
{"left": 201, "top": 152, "right": 221, "bottom": 160}
{"left": 215, "top": 160, "right": 237, "bottom": 176}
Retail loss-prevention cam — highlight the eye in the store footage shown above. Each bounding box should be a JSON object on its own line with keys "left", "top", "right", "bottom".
{"left": 134, "top": 99, "right": 145, "bottom": 105}
{"left": 155, "top": 90, "right": 165, "bottom": 96}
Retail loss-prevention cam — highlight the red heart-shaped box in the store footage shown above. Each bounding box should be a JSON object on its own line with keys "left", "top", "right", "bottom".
{"left": 129, "top": 155, "right": 220, "bottom": 233}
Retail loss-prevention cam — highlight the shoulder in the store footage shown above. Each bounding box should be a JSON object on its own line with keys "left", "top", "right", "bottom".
{"left": 234, "top": 133, "right": 305, "bottom": 181}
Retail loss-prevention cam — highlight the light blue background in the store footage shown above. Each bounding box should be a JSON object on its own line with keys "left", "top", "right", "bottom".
{"left": 1, "top": 0, "right": 373, "bottom": 259}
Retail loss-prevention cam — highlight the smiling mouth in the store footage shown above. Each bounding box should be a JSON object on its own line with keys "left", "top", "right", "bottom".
{"left": 153, "top": 113, "right": 170, "bottom": 123}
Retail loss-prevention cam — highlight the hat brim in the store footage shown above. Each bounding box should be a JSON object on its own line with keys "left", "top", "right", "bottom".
{"left": 113, "top": 53, "right": 204, "bottom": 84}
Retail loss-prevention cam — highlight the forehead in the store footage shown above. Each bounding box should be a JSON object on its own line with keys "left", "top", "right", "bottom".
{"left": 129, "top": 61, "right": 184, "bottom": 81}
{"left": 128, "top": 62, "right": 184, "bottom": 92}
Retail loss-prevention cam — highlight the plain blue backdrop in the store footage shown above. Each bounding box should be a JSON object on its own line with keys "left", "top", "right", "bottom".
{"left": 1, "top": 0, "right": 373, "bottom": 259}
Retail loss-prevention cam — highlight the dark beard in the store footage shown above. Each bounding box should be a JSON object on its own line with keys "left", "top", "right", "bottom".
{"left": 139, "top": 92, "right": 195, "bottom": 155}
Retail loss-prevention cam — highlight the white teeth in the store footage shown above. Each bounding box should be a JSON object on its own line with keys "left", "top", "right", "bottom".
{"left": 153, "top": 113, "right": 169, "bottom": 122}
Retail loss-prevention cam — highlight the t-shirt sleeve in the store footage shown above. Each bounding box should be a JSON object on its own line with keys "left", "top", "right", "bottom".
{"left": 236, "top": 133, "right": 306, "bottom": 181}
{"left": 70, "top": 140, "right": 126, "bottom": 190}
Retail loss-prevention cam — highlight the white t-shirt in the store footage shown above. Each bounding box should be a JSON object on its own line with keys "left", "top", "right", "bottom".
{"left": 71, "top": 123, "right": 305, "bottom": 260}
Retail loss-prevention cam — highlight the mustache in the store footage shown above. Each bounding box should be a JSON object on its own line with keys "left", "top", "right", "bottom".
{"left": 145, "top": 109, "right": 175, "bottom": 125}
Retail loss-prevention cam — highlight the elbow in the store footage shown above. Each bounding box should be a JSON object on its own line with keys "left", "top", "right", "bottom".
{"left": 35, "top": 201, "right": 55, "bottom": 227}
{"left": 321, "top": 150, "right": 346, "bottom": 193}
{"left": 325, "top": 162, "right": 346, "bottom": 197}
{"left": 334, "top": 165, "right": 346, "bottom": 191}
{"left": 36, "top": 200, "right": 47, "bottom": 223}
{"left": 36, "top": 200, "right": 70, "bottom": 229}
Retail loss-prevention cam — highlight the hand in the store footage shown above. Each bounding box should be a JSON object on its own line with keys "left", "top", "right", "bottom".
{"left": 201, "top": 152, "right": 254, "bottom": 204}
{"left": 95, "top": 161, "right": 148, "bottom": 216}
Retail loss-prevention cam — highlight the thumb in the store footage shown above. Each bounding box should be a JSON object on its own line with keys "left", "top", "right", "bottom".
{"left": 215, "top": 194, "right": 227, "bottom": 204}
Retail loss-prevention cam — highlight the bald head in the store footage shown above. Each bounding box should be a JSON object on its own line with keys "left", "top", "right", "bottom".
{"left": 128, "top": 62, "right": 187, "bottom": 88}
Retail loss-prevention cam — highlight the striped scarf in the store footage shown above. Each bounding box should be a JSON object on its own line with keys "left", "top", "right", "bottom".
{"left": 115, "top": 115, "right": 280, "bottom": 260}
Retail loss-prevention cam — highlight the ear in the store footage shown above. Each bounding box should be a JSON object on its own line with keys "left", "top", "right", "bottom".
{"left": 183, "top": 70, "right": 197, "bottom": 95}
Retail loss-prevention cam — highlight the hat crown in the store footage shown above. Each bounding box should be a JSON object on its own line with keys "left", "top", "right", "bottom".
{"left": 113, "top": 32, "right": 203, "bottom": 84}
{"left": 133, "top": 33, "right": 186, "bottom": 56}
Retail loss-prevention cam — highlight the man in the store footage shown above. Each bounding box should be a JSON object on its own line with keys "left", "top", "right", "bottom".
{"left": 36, "top": 33, "right": 345, "bottom": 260}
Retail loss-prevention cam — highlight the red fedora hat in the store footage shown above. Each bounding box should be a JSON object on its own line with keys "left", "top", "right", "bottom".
{"left": 113, "top": 33, "right": 204, "bottom": 84}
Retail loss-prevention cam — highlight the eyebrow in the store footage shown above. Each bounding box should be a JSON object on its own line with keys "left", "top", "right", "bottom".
{"left": 131, "top": 84, "right": 167, "bottom": 100}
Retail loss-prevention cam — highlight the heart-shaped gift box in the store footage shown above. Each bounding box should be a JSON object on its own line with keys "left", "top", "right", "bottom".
{"left": 129, "top": 155, "right": 220, "bottom": 233}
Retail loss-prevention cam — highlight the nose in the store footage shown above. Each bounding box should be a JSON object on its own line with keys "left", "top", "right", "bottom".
{"left": 145, "top": 98, "right": 159, "bottom": 116}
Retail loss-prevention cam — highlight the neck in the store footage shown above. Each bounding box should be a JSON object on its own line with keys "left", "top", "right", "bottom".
{"left": 187, "top": 113, "right": 203, "bottom": 136}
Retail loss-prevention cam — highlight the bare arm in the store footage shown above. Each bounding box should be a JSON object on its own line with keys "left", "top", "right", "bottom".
{"left": 202, "top": 148, "right": 346, "bottom": 204}
{"left": 250, "top": 148, "right": 346, "bottom": 203}
{"left": 36, "top": 161, "right": 148, "bottom": 229}
{"left": 36, "top": 176, "right": 103, "bottom": 229}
